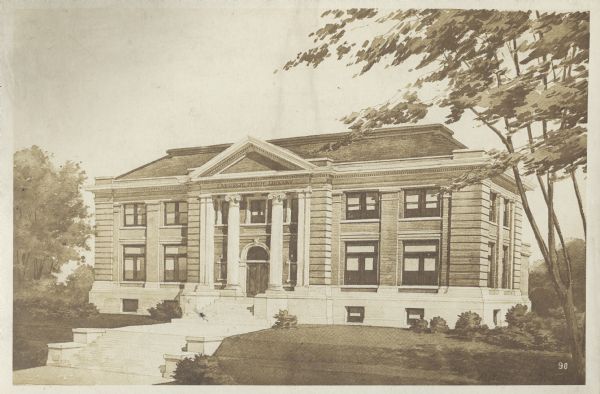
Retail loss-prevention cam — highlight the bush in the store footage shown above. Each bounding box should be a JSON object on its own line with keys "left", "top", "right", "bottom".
{"left": 272, "top": 310, "right": 297, "bottom": 329}
{"left": 173, "top": 354, "right": 235, "bottom": 384}
{"left": 408, "top": 318, "right": 428, "bottom": 333}
{"left": 147, "top": 300, "right": 182, "bottom": 322}
{"left": 454, "top": 311, "right": 483, "bottom": 339}
{"left": 13, "top": 296, "right": 99, "bottom": 320}
{"left": 505, "top": 304, "right": 530, "bottom": 328}
{"left": 429, "top": 316, "right": 450, "bottom": 333}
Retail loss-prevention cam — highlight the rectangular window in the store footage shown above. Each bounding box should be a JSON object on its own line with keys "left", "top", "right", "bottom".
{"left": 489, "top": 192, "right": 498, "bottom": 222}
{"left": 123, "top": 245, "right": 146, "bottom": 281}
{"left": 249, "top": 199, "right": 267, "bottom": 224}
{"left": 124, "top": 203, "right": 146, "bottom": 227}
{"left": 344, "top": 241, "right": 378, "bottom": 285}
{"left": 122, "top": 299, "right": 139, "bottom": 313}
{"left": 488, "top": 242, "right": 496, "bottom": 288}
{"left": 502, "top": 199, "right": 510, "bottom": 227}
{"left": 404, "top": 189, "right": 440, "bottom": 218}
{"left": 402, "top": 241, "right": 438, "bottom": 286}
{"left": 346, "top": 306, "right": 365, "bottom": 323}
{"left": 345, "top": 192, "right": 379, "bottom": 220}
{"left": 501, "top": 245, "right": 509, "bottom": 289}
{"left": 164, "top": 201, "right": 188, "bottom": 226}
{"left": 164, "top": 245, "right": 187, "bottom": 282}
{"left": 406, "top": 308, "right": 425, "bottom": 325}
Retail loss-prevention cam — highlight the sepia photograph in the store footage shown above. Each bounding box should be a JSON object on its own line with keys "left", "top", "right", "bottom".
{"left": 1, "top": 0, "right": 597, "bottom": 391}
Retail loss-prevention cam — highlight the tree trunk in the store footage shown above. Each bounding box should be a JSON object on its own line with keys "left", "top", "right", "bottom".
{"left": 570, "top": 169, "right": 586, "bottom": 238}
{"left": 561, "top": 286, "right": 585, "bottom": 382}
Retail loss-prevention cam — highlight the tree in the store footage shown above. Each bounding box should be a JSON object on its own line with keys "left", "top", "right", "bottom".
{"left": 282, "top": 9, "right": 588, "bottom": 380}
{"left": 14, "top": 146, "right": 92, "bottom": 287}
{"left": 530, "top": 239, "right": 585, "bottom": 316}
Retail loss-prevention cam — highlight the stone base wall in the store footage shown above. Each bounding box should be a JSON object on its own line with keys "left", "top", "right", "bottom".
{"left": 90, "top": 280, "right": 530, "bottom": 328}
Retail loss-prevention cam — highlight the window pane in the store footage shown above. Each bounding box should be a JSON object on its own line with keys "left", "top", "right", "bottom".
{"left": 166, "top": 212, "right": 176, "bottom": 224}
{"left": 364, "top": 257, "right": 374, "bottom": 271}
{"left": 404, "top": 258, "right": 419, "bottom": 271}
{"left": 165, "top": 202, "right": 176, "bottom": 213}
{"left": 346, "top": 257, "right": 359, "bottom": 271}
{"left": 180, "top": 213, "right": 188, "bottom": 224}
{"left": 138, "top": 212, "right": 146, "bottom": 225}
{"left": 347, "top": 197, "right": 360, "bottom": 205}
{"left": 425, "top": 192, "right": 438, "bottom": 202}
{"left": 138, "top": 257, "right": 145, "bottom": 271}
{"left": 125, "top": 258, "right": 134, "bottom": 271}
{"left": 406, "top": 194, "right": 420, "bottom": 203}
{"left": 365, "top": 194, "right": 377, "bottom": 210}
{"left": 125, "top": 205, "right": 135, "bottom": 214}
{"left": 425, "top": 202, "right": 438, "bottom": 209}
{"left": 347, "top": 245, "right": 375, "bottom": 253}
{"left": 406, "top": 202, "right": 420, "bottom": 210}
{"left": 405, "top": 244, "right": 437, "bottom": 253}
{"left": 424, "top": 257, "right": 436, "bottom": 271}
{"left": 125, "top": 215, "right": 135, "bottom": 225}
{"left": 165, "top": 257, "right": 175, "bottom": 271}
{"left": 165, "top": 270, "right": 174, "bottom": 281}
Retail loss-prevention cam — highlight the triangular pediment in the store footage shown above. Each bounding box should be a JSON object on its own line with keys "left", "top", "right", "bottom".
{"left": 188, "top": 136, "right": 316, "bottom": 178}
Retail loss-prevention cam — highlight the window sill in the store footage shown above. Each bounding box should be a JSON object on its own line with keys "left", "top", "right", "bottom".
{"left": 398, "top": 285, "right": 438, "bottom": 289}
{"left": 340, "top": 285, "right": 378, "bottom": 292}
{"left": 341, "top": 219, "right": 380, "bottom": 223}
{"left": 160, "top": 225, "right": 187, "bottom": 229}
{"left": 399, "top": 217, "right": 442, "bottom": 221}
{"left": 121, "top": 226, "right": 147, "bottom": 230}
{"left": 397, "top": 285, "right": 439, "bottom": 293}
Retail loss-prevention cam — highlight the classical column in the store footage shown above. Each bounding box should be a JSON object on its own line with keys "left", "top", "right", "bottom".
{"left": 268, "top": 192, "right": 286, "bottom": 291}
{"left": 225, "top": 194, "right": 241, "bottom": 289}
{"left": 199, "top": 195, "right": 215, "bottom": 287}
{"left": 296, "top": 192, "right": 305, "bottom": 287}
{"left": 303, "top": 190, "right": 312, "bottom": 287}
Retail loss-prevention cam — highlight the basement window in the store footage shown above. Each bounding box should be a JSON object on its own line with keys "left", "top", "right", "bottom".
{"left": 122, "top": 299, "right": 139, "bottom": 313}
{"left": 406, "top": 308, "right": 424, "bottom": 325}
{"left": 346, "top": 306, "right": 365, "bottom": 323}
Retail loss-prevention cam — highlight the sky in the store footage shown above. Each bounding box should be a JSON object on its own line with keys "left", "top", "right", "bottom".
{"left": 8, "top": 6, "right": 587, "bottom": 265}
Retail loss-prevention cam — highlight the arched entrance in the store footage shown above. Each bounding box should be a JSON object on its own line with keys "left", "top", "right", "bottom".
{"left": 243, "top": 244, "right": 269, "bottom": 297}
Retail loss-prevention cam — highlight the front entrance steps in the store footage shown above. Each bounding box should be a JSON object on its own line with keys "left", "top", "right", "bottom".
{"left": 45, "top": 296, "right": 271, "bottom": 380}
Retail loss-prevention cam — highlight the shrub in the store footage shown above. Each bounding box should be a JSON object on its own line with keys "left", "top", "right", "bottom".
{"left": 455, "top": 311, "right": 482, "bottom": 331}
{"left": 272, "top": 309, "right": 297, "bottom": 329}
{"left": 13, "top": 296, "right": 99, "bottom": 320}
{"left": 409, "top": 318, "right": 428, "bottom": 333}
{"left": 173, "top": 354, "right": 235, "bottom": 384}
{"left": 429, "top": 316, "right": 449, "bottom": 333}
{"left": 505, "top": 304, "right": 530, "bottom": 328}
{"left": 148, "top": 300, "right": 182, "bottom": 322}
{"left": 454, "top": 311, "right": 483, "bottom": 339}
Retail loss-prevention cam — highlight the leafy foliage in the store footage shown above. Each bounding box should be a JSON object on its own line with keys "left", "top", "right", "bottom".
{"left": 147, "top": 300, "right": 182, "bottom": 322}
{"left": 173, "top": 354, "right": 235, "bottom": 384}
{"left": 283, "top": 9, "right": 588, "bottom": 176}
{"left": 272, "top": 309, "right": 298, "bottom": 329}
{"left": 429, "top": 316, "right": 450, "bottom": 333}
{"left": 14, "top": 146, "right": 92, "bottom": 286}
{"left": 529, "top": 239, "right": 585, "bottom": 315}
{"left": 409, "top": 318, "right": 428, "bottom": 333}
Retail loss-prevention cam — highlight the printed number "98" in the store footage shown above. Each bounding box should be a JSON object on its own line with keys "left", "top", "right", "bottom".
{"left": 558, "top": 362, "right": 568, "bottom": 370}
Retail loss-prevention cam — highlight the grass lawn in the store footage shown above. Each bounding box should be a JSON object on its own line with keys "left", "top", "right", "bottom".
{"left": 212, "top": 325, "right": 579, "bottom": 385}
{"left": 13, "top": 311, "right": 163, "bottom": 371}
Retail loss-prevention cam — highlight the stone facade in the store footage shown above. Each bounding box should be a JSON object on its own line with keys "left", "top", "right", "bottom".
{"left": 88, "top": 125, "right": 531, "bottom": 327}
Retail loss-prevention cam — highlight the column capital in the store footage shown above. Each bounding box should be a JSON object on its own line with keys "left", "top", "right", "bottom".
{"left": 224, "top": 193, "right": 242, "bottom": 206}
{"left": 268, "top": 192, "right": 286, "bottom": 204}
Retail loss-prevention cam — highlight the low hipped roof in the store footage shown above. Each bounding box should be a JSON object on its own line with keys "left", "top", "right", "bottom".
{"left": 117, "top": 124, "right": 468, "bottom": 180}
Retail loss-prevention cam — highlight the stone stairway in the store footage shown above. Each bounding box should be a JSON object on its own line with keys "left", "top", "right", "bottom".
{"left": 68, "top": 327, "right": 187, "bottom": 377}
{"left": 48, "top": 296, "right": 271, "bottom": 379}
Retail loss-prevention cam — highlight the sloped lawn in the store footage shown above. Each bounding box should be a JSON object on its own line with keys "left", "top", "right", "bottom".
{"left": 211, "top": 325, "right": 578, "bottom": 385}
{"left": 13, "top": 312, "right": 163, "bottom": 370}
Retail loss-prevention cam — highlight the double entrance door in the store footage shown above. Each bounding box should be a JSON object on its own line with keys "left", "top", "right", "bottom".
{"left": 246, "top": 261, "right": 269, "bottom": 297}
